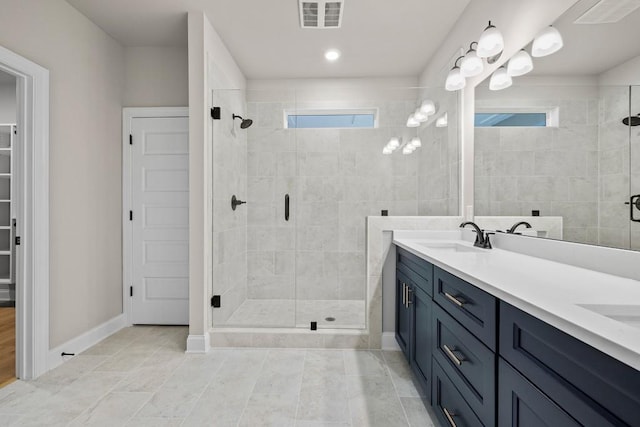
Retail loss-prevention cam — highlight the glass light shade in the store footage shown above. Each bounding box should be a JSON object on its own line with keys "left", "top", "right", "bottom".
{"left": 445, "top": 67, "right": 466, "bottom": 91}
{"left": 532, "top": 26, "right": 563, "bottom": 57}
{"left": 388, "top": 137, "right": 400, "bottom": 149}
{"left": 489, "top": 67, "right": 512, "bottom": 91}
{"left": 419, "top": 100, "right": 436, "bottom": 116}
{"left": 409, "top": 137, "right": 422, "bottom": 148}
{"left": 406, "top": 114, "right": 420, "bottom": 127}
{"left": 477, "top": 22, "right": 504, "bottom": 58}
{"left": 507, "top": 50, "right": 533, "bottom": 76}
{"left": 324, "top": 49, "right": 341, "bottom": 61}
{"left": 413, "top": 109, "right": 429, "bottom": 122}
{"left": 436, "top": 113, "right": 448, "bottom": 128}
{"left": 382, "top": 146, "right": 393, "bottom": 155}
{"left": 461, "top": 50, "right": 484, "bottom": 77}
{"left": 402, "top": 145, "right": 415, "bottom": 155}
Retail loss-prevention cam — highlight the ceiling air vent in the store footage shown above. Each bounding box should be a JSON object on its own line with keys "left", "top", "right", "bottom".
{"left": 574, "top": 0, "right": 640, "bottom": 24}
{"left": 299, "top": 0, "right": 344, "bottom": 29}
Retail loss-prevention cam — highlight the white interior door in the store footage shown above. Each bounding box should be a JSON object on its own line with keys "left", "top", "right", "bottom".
{"left": 130, "top": 116, "right": 189, "bottom": 325}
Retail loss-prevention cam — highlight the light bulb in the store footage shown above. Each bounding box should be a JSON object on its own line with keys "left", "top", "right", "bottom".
{"left": 436, "top": 113, "right": 448, "bottom": 128}
{"left": 324, "top": 49, "right": 341, "bottom": 61}
{"left": 532, "top": 26, "right": 563, "bottom": 57}
{"left": 445, "top": 67, "right": 466, "bottom": 91}
{"left": 507, "top": 49, "right": 534, "bottom": 76}
{"left": 477, "top": 21, "right": 504, "bottom": 58}
{"left": 406, "top": 114, "right": 420, "bottom": 128}
{"left": 489, "top": 67, "right": 512, "bottom": 91}
{"left": 409, "top": 137, "right": 422, "bottom": 148}
{"left": 419, "top": 100, "right": 436, "bottom": 116}
{"left": 461, "top": 45, "right": 484, "bottom": 77}
{"left": 414, "top": 108, "right": 429, "bottom": 122}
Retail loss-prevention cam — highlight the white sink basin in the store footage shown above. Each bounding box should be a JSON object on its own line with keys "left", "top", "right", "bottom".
{"left": 577, "top": 304, "right": 640, "bottom": 330}
{"left": 414, "top": 242, "right": 485, "bottom": 253}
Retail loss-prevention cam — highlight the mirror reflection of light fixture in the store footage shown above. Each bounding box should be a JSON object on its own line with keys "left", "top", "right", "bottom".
{"left": 402, "top": 145, "right": 415, "bottom": 155}
{"left": 507, "top": 49, "right": 534, "bottom": 76}
{"left": 408, "top": 137, "right": 422, "bottom": 148}
{"left": 419, "top": 100, "right": 436, "bottom": 116}
{"left": 532, "top": 26, "right": 563, "bottom": 57}
{"left": 436, "top": 113, "right": 448, "bottom": 128}
{"left": 489, "top": 66, "right": 512, "bottom": 91}
{"left": 406, "top": 114, "right": 420, "bottom": 127}
{"left": 445, "top": 56, "right": 466, "bottom": 91}
{"left": 382, "top": 137, "right": 401, "bottom": 154}
{"left": 477, "top": 21, "right": 504, "bottom": 58}
{"left": 461, "top": 42, "right": 484, "bottom": 77}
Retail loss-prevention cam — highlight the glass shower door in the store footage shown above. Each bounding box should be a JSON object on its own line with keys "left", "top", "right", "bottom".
{"left": 630, "top": 86, "right": 640, "bottom": 250}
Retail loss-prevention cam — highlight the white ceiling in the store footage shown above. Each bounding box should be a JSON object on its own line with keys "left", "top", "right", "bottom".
{"left": 65, "top": 0, "right": 471, "bottom": 79}
{"left": 531, "top": 0, "right": 640, "bottom": 76}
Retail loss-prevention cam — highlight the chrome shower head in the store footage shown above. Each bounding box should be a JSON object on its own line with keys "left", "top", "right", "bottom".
{"left": 232, "top": 114, "right": 253, "bottom": 129}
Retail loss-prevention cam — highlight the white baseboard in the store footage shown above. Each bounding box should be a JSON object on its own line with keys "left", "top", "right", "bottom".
{"left": 47, "top": 313, "right": 127, "bottom": 372}
{"left": 186, "top": 333, "right": 210, "bottom": 353}
{"left": 382, "top": 332, "right": 401, "bottom": 351}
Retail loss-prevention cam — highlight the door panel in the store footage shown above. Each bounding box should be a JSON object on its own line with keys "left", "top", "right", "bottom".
{"left": 131, "top": 116, "right": 189, "bottom": 325}
{"left": 631, "top": 86, "right": 640, "bottom": 250}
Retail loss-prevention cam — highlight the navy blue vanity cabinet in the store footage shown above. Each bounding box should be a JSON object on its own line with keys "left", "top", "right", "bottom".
{"left": 396, "top": 247, "right": 434, "bottom": 401}
{"left": 432, "top": 358, "right": 484, "bottom": 427}
{"left": 499, "top": 302, "right": 640, "bottom": 427}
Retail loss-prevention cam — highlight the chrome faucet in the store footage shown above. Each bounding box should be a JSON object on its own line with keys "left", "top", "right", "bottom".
{"left": 459, "top": 222, "right": 494, "bottom": 249}
{"left": 507, "top": 221, "right": 532, "bottom": 234}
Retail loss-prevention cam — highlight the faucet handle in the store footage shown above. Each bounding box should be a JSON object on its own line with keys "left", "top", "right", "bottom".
{"left": 483, "top": 231, "right": 495, "bottom": 249}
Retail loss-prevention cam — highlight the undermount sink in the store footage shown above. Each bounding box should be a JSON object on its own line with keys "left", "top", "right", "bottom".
{"left": 414, "top": 242, "right": 485, "bottom": 253}
{"left": 577, "top": 304, "right": 640, "bottom": 330}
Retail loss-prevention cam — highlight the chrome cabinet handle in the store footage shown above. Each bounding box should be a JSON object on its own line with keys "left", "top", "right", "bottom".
{"left": 443, "top": 407, "right": 457, "bottom": 427}
{"left": 443, "top": 344, "right": 464, "bottom": 366}
{"left": 407, "top": 288, "right": 413, "bottom": 305}
{"left": 402, "top": 283, "right": 406, "bottom": 306}
{"left": 444, "top": 292, "right": 465, "bottom": 307}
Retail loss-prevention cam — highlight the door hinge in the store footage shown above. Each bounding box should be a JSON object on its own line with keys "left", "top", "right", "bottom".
{"left": 129, "top": 210, "right": 133, "bottom": 221}
{"left": 129, "top": 134, "right": 133, "bottom": 145}
{"left": 130, "top": 286, "right": 133, "bottom": 297}
{"left": 14, "top": 236, "right": 20, "bottom": 245}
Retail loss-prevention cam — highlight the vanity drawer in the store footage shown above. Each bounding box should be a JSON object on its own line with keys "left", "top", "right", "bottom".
{"left": 500, "top": 302, "right": 640, "bottom": 426}
{"left": 397, "top": 246, "right": 433, "bottom": 296}
{"left": 432, "top": 358, "right": 484, "bottom": 427}
{"left": 433, "top": 304, "right": 495, "bottom": 427}
{"left": 433, "top": 267, "right": 497, "bottom": 350}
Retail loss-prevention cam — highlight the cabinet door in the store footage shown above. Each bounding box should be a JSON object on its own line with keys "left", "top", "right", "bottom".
{"left": 410, "top": 285, "right": 431, "bottom": 402}
{"left": 499, "top": 358, "right": 580, "bottom": 427}
{"left": 396, "top": 269, "right": 412, "bottom": 360}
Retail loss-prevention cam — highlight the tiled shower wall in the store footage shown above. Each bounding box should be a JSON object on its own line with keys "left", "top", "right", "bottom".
{"left": 211, "top": 89, "right": 248, "bottom": 325}
{"left": 475, "top": 85, "right": 600, "bottom": 244}
{"left": 417, "top": 89, "right": 460, "bottom": 215}
{"left": 245, "top": 94, "right": 429, "bottom": 309}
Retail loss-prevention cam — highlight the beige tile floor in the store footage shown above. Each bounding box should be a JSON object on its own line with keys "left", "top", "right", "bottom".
{"left": 224, "top": 299, "right": 366, "bottom": 329}
{"left": 0, "top": 326, "right": 436, "bottom": 426}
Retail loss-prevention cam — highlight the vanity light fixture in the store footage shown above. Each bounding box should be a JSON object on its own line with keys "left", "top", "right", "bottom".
{"left": 419, "top": 99, "right": 436, "bottom": 116}
{"left": 413, "top": 108, "right": 429, "bottom": 122}
{"left": 531, "top": 25, "right": 563, "bottom": 57}
{"left": 477, "top": 21, "right": 504, "bottom": 58}
{"left": 445, "top": 56, "right": 466, "bottom": 91}
{"left": 382, "top": 146, "right": 393, "bottom": 155}
{"left": 402, "top": 145, "right": 415, "bottom": 155}
{"left": 489, "top": 66, "right": 512, "bottom": 91}
{"left": 406, "top": 114, "right": 420, "bottom": 127}
{"left": 507, "top": 49, "right": 534, "bottom": 76}
{"left": 408, "top": 137, "right": 422, "bottom": 148}
{"left": 436, "top": 113, "right": 448, "bottom": 128}
{"left": 461, "top": 42, "right": 484, "bottom": 77}
{"left": 382, "top": 137, "right": 400, "bottom": 154}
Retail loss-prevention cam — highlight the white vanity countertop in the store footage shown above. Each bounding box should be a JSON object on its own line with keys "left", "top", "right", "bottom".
{"left": 393, "top": 230, "right": 640, "bottom": 371}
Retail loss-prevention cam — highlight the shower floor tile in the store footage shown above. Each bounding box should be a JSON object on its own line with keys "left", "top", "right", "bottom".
{"left": 0, "top": 326, "right": 436, "bottom": 426}
{"left": 224, "top": 299, "right": 365, "bottom": 328}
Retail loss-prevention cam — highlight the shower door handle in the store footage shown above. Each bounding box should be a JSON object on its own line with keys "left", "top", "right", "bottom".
{"left": 629, "top": 195, "right": 640, "bottom": 222}
{"left": 285, "top": 194, "right": 290, "bottom": 221}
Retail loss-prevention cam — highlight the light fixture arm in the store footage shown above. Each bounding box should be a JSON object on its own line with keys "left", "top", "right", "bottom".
{"left": 453, "top": 55, "right": 465, "bottom": 68}
{"left": 469, "top": 41, "right": 478, "bottom": 51}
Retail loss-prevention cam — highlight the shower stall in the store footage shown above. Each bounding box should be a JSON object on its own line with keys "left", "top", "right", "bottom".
{"left": 210, "top": 86, "right": 459, "bottom": 331}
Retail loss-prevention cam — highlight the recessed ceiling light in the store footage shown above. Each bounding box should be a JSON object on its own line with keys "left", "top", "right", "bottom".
{"left": 325, "top": 49, "right": 341, "bottom": 61}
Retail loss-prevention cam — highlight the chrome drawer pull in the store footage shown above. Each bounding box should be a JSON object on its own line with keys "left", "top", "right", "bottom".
{"left": 443, "top": 344, "right": 464, "bottom": 366}
{"left": 444, "top": 292, "right": 465, "bottom": 307}
{"left": 443, "top": 407, "right": 457, "bottom": 427}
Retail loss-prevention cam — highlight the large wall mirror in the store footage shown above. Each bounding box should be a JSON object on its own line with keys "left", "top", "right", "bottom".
{"left": 474, "top": 0, "right": 640, "bottom": 251}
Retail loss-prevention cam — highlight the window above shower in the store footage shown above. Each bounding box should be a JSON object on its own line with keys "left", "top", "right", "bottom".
{"left": 284, "top": 108, "right": 378, "bottom": 129}
{"left": 474, "top": 107, "right": 559, "bottom": 128}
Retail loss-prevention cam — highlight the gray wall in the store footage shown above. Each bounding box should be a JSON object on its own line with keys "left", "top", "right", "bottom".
{"left": 0, "top": 79, "right": 16, "bottom": 123}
